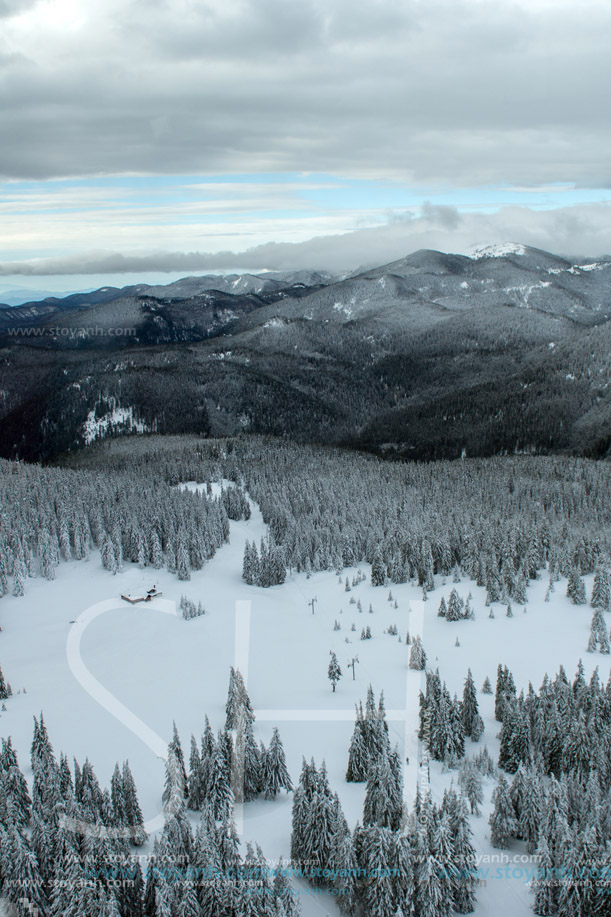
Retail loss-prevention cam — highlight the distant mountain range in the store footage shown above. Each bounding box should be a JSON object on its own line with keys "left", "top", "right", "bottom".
{"left": 0, "top": 245, "right": 609, "bottom": 461}
{"left": 0, "top": 286, "right": 97, "bottom": 307}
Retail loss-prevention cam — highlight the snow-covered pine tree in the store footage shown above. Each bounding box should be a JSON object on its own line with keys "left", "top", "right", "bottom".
{"left": 122, "top": 760, "right": 147, "bottom": 846}
{"left": 207, "top": 744, "right": 233, "bottom": 820}
{"left": 242, "top": 540, "right": 259, "bottom": 585}
{"left": 346, "top": 707, "right": 369, "bottom": 783}
{"left": 149, "top": 530, "right": 163, "bottom": 569}
{"left": 459, "top": 762, "right": 483, "bottom": 815}
{"left": 449, "top": 794, "right": 478, "bottom": 913}
{"left": 261, "top": 728, "right": 293, "bottom": 799}
{"left": 494, "top": 664, "right": 516, "bottom": 722}
{"left": 567, "top": 567, "right": 587, "bottom": 604}
{"left": 446, "top": 588, "right": 464, "bottom": 622}
{"left": 329, "top": 831, "right": 359, "bottom": 915}
{"left": 0, "top": 664, "right": 11, "bottom": 701}
{"left": 512, "top": 570, "right": 527, "bottom": 604}
{"left": 409, "top": 635, "right": 426, "bottom": 670}
{"left": 363, "top": 749, "right": 402, "bottom": 831}
{"left": 517, "top": 774, "right": 542, "bottom": 855}
{"left": 240, "top": 718, "right": 262, "bottom": 802}
{"left": 162, "top": 746, "right": 187, "bottom": 818}
{"left": 176, "top": 540, "right": 191, "bottom": 581}
{"left": 225, "top": 667, "right": 255, "bottom": 730}
{"left": 328, "top": 652, "right": 342, "bottom": 692}
{"left": 489, "top": 774, "right": 518, "bottom": 848}
{"left": 358, "top": 825, "right": 396, "bottom": 916}
{"left": 531, "top": 834, "right": 557, "bottom": 916}
{"left": 591, "top": 560, "right": 611, "bottom": 611}
{"left": 461, "top": 669, "right": 480, "bottom": 739}
{"left": 371, "top": 547, "right": 386, "bottom": 587}
{"left": 588, "top": 607, "right": 610, "bottom": 653}
{"left": 11, "top": 552, "right": 26, "bottom": 596}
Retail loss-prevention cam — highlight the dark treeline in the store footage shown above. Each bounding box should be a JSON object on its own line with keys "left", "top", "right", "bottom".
{"left": 0, "top": 457, "right": 253, "bottom": 599}
{"left": 53, "top": 435, "right": 611, "bottom": 600}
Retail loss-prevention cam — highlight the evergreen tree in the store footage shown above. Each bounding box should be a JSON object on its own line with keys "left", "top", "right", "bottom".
{"left": 12, "top": 553, "right": 26, "bottom": 596}
{"left": 588, "top": 607, "right": 610, "bottom": 653}
{"left": 532, "top": 835, "right": 557, "bottom": 916}
{"left": 162, "top": 747, "right": 186, "bottom": 817}
{"left": 225, "top": 667, "right": 255, "bottom": 730}
{"left": 150, "top": 531, "right": 163, "bottom": 569}
{"left": 0, "top": 664, "right": 11, "bottom": 701}
{"left": 513, "top": 571, "right": 527, "bottom": 605}
{"left": 567, "top": 568, "right": 587, "bottom": 604}
{"left": 461, "top": 669, "right": 479, "bottom": 739}
{"left": 261, "top": 729, "right": 293, "bottom": 800}
{"left": 446, "top": 588, "right": 465, "bottom": 622}
{"left": 176, "top": 540, "right": 191, "bottom": 581}
{"left": 187, "top": 735, "right": 202, "bottom": 810}
{"left": 346, "top": 710, "right": 369, "bottom": 783}
{"left": 122, "top": 761, "right": 147, "bottom": 846}
{"left": 328, "top": 652, "right": 342, "bottom": 692}
{"left": 241, "top": 718, "right": 262, "bottom": 802}
{"left": 489, "top": 775, "right": 518, "bottom": 848}
{"left": 242, "top": 540, "right": 260, "bottom": 585}
{"left": 358, "top": 825, "right": 396, "bottom": 916}
{"left": 494, "top": 664, "right": 516, "bottom": 722}
{"left": 330, "top": 832, "right": 359, "bottom": 915}
{"left": 101, "top": 534, "right": 118, "bottom": 574}
{"left": 459, "top": 762, "right": 483, "bottom": 815}
{"left": 409, "top": 635, "right": 426, "bottom": 670}
{"left": 371, "top": 548, "right": 386, "bottom": 587}
{"left": 363, "top": 750, "right": 402, "bottom": 830}
{"left": 519, "top": 768, "right": 544, "bottom": 854}
{"left": 207, "top": 744, "right": 233, "bottom": 820}
{"left": 591, "top": 561, "right": 611, "bottom": 611}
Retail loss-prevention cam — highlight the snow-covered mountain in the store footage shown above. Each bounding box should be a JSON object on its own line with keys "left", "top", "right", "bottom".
{"left": 0, "top": 244, "right": 610, "bottom": 462}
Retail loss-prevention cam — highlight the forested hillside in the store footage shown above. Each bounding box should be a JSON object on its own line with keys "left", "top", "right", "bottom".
{"left": 1, "top": 246, "right": 610, "bottom": 462}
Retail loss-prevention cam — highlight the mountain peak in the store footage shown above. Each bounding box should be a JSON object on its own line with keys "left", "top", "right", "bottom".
{"left": 469, "top": 242, "right": 527, "bottom": 260}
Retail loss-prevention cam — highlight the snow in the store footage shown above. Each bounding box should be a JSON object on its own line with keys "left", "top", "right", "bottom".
{"left": 469, "top": 243, "right": 527, "bottom": 260}
{"left": 503, "top": 280, "right": 551, "bottom": 307}
{"left": 333, "top": 301, "right": 353, "bottom": 318}
{"left": 83, "top": 404, "right": 149, "bottom": 445}
{"left": 0, "top": 484, "right": 605, "bottom": 916}
{"left": 263, "top": 318, "right": 285, "bottom": 329}
{"left": 578, "top": 261, "right": 610, "bottom": 272}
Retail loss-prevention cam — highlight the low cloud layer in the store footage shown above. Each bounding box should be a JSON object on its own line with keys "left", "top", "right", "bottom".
{"left": 1, "top": 0, "right": 610, "bottom": 187}
{"left": 2, "top": 202, "right": 610, "bottom": 276}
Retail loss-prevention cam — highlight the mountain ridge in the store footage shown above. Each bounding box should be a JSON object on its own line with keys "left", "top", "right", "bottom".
{"left": 0, "top": 243, "right": 609, "bottom": 462}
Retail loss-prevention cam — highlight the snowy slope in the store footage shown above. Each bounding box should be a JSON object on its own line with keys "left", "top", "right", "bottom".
{"left": 0, "top": 485, "right": 604, "bottom": 917}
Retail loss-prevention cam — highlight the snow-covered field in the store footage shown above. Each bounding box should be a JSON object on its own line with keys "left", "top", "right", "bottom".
{"left": 0, "top": 483, "right": 604, "bottom": 917}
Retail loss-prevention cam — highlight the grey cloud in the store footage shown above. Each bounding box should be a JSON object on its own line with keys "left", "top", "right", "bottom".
{"left": 0, "top": 0, "right": 36, "bottom": 17}
{"left": 420, "top": 202, "right": 462, "bottom": 230}
{"left": 2, "top": 202, "right": 611, "bottom": 276}
{"left": 1, "top": 0, "right": 610, "bottom": 186}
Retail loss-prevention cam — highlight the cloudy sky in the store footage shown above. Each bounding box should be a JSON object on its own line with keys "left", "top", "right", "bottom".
{"left": 1, "top": 0, "right": 611, "bottom": 291}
